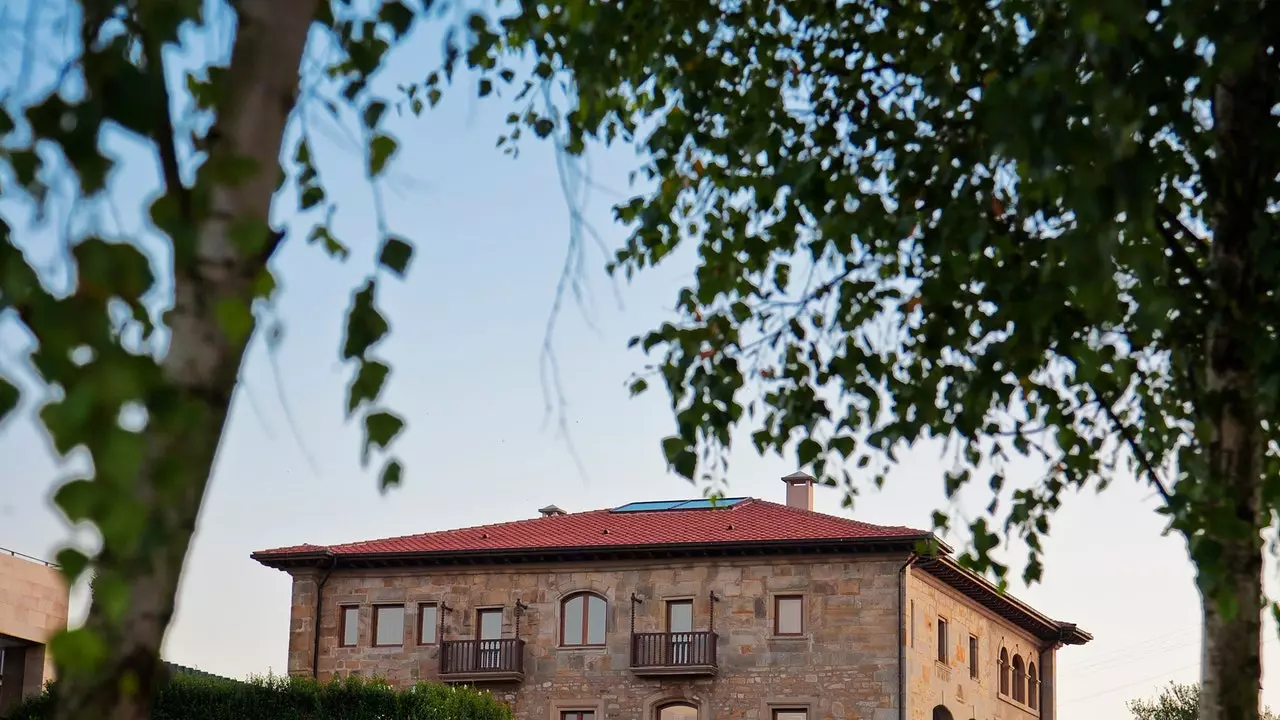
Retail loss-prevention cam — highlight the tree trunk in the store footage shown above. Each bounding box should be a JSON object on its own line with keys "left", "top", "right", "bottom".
{"left": 1197, "top": 36, "right": 1273, "bottom": 720}
{"left": 51, "top": 2, "right": 318, "bottom": 719}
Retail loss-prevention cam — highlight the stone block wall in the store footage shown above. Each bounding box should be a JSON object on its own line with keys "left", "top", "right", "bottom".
{"left": 0, "top": 551, "right": 68, "bottom": 713}
{"left": 286, "top": 555, "right": 909, "bottom": 720}
{"left": 904, "top": 571, "right": 1049, "bottom": 720}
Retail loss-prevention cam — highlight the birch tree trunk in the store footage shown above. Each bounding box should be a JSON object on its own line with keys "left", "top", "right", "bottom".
{"left": 1198, "top": 47, "right": 1272, "bottom": 720}
{"left": 51, "top": 2, "right": 318, "bottom": 718}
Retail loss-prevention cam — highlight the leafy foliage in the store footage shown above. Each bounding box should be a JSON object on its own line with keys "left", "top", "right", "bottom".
{"left": 3, "top": 674, "right": 511, "bottom": 720}
{"left": 454, "top": 0, "right": 1277, "bottom": 600}
{"left": 0, "top": 0, "right": 436, "bottom": 716}
{"left": 446, "top": 2, "right": 1280, "bottom": 718}
{"left": 1128, "top": 683, "right": 1279, "bottom": 720}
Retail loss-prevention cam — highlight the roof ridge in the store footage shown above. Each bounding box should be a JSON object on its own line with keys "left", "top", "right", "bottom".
{"left": 745, "top": 498, "right": 920, "bottom": 532}
{"left": 324, "top": 507, "right": 611, "bottom": 552}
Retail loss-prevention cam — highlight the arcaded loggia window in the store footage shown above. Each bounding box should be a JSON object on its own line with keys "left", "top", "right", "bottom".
{"left": 561, "top": 592, "right": 607, "bottom": 646}
{"left": 1028, "top": 662, "right": 1040, "bottom": 709}
{"left": 1011, "top": 654, "right": 1026, "bottom": 703}
{"left": 998, "top": 648, "right": 1010, "bottom": 695}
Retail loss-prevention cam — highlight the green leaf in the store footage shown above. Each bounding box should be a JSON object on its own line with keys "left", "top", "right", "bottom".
{"left": 53, "top": 479, "right": 100, "bottom": 524}
{"left": 300, "top": 185, "right": 325, "bottom": 210}
{"left": 342, "top": 280, "right": 389, "bottom": 360}
{"left": 55, "top": 547, "right": 91, "bottom": 584}
{"left": 347, "top": 359, "right": 391, "bottom": 416}
{"left": 379, "top": 1, "right": 415, "bottom": 37}
{"left": 49, "top": 627, "right": 107, "bottom": 675}
{"left": 661, "top": 436, "right": 685, "bottom": 465}
{"left": 368, "top": 133, "right": 399, "bottom": 177}
{"left": 672, "top": 450, "right": 696, "bottom": 479}
{"left": 215, "top": 297, "right": 254, "bottom": 346}
{"left": 628, "top": 378, "right": 648, "bottom": 396}
{"left": 377, "top": 236, "right": 414, "bottom": 277}
{"left": 363, "top": 410, "right": 406, "bottom": 462}
{"left": 308, "top": 224, "right": 350, "bottom": 260}
{"left": 379, "top": 458, "right": 403, "bottom": 491}
{"left": 797, "top": 437, "right": 821, "bottom": 465}
{"left": 73, "top": 238, "right": 155, "bottom": 302}
{"left": 0, "top": 375, "right": 18, "bottom": 422}
{"left": 363, "top": 100, "right": 388, "bottom": 129}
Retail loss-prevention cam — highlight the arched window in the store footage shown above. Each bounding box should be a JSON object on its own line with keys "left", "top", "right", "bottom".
{"left": 1011, "top": 654, "right": 1026, "bottom": 703}
{"left": 931, "top": 706, "right": 955, "bottom": 720}
{"left": 657, "top": 702, "right": 698, "bottom": 720}
{"left": 560, "top": 592, "right": 607, "bottom": 646}
{"left": 1028, "top": 662, "right": 1039, "bottom": 709}
{"left": 998, "top": 648, "right": 1010, "bottom": 696}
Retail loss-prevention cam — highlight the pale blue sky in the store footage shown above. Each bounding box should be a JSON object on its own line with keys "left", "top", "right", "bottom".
{"left": 0, "top": 3, "right": 1274, "bottom": 719}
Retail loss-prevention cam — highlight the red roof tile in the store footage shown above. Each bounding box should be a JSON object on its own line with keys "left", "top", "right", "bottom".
{"left": 252, "top": 498, "right": 927, "bottom": 559}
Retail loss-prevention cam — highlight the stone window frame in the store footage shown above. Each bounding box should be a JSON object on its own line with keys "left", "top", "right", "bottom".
{"left": 371, "top": 604, "right": 406, "bottom": 648}
{"left": 642, "top": 690, "right": 708, "bottom": 720}
{"left": 417, "top": 603, "right": 439, "bottom": 646}
{"left": 337, "top": 604, "right": 360, "bottom": 648}
{"left": 558, "top": 591, "right": 609, "bottom": 648}
{"left": 474, "top": 605, "right": 506, "bottom": 639}
{"left": 662, "top": 594, "right": 697, "bottom": 632}
{"left": 968, "top": 634, "right": 979, "bottom": 680}
{"left": 771, "top": 593, "right": 806, "bottom": 637}
{"left": 550, "top": 698, "right": 606, "bottom": 720}
{"left": 936, "top": 615, "right": 949, "bottom": 664}
{"left": 760, "top": 696, "right": 817, "bottom": 720}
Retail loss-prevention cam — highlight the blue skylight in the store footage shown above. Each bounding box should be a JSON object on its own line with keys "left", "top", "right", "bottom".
{"left": 612, "top": 497, "right": 748, "bottom": 513}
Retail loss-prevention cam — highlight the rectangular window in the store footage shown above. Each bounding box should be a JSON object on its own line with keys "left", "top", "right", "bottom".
{"left": 937, "top": 617, "right": 948, "bottom": 663}
{"left": 477, "top": 608, "right": 503, "bottom": 640}
{"left": 774, "top": 595, "right": 804, "bottom": 635}
{"left": 373, "top": 605, "right": 405, "bottom": 647}
{"left": 969, "top": 635, "right": 979, "bottom": 679}
{"left": 774, "top": 710, "right": 809, "bottom": 720}
{"left": 561, "top": 712, "right": 595, "bottom": 720}
{"left": 419, "top": 604, "right": 438, "bottom": 645}
{"left": 339, "top": 606, "right": 359, "bottom": 647}
{"left": 666, "top": 599, "right": 694, "bottom": 633}
{"left": 909, "top": 600, "right": 915, "bottom": 647}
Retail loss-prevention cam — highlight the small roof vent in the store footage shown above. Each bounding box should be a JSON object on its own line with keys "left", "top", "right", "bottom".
{"left": 539, "top": 504, "right": 567, "bottom": 517}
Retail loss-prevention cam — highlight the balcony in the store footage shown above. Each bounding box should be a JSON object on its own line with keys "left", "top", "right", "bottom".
{"left": 630, "top": 631, "right": 718, "bottom": 676}
{"left": 439, "top": 638, "right": 526, "bottom": 683}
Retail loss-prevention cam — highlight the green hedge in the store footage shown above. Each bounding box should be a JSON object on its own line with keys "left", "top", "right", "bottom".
{"left": 4, "top": 674, "right": 512, "bottom": 720}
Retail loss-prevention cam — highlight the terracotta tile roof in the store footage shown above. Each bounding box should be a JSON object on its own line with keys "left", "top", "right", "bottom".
{"left": 252, "top": 498, "right": 927, "bottom": 559}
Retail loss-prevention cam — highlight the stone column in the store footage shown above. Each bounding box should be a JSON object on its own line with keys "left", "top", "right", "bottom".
{"left": 21, "top": 644, "right": 48, "bottom": 697}
{"left": 288, "top": 570, "right": 323, "bottom": 678}
{"left": 1039, "top": 644, "right": 1058, "bottom": 720}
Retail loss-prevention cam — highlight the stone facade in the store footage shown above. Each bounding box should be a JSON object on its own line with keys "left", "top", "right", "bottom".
{"left": 904, "top": 572, "right": 1053, "bottom": 720}
{"left": 0, "top": 550, "right": 69, "bottom": 714}
{"left": 280, "top": 553, "right": 1065, "bottom": 720}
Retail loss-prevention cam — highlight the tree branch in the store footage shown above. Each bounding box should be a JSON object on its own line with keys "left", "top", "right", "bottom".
{"left": 1153, "top": 206, "right": 1212, "bottom": 298}
{"left": 136, "top": 22, "right": 193, "bottom": 223}
{"left": 1089, "top": 382, "right": 1174, "bottom": 506}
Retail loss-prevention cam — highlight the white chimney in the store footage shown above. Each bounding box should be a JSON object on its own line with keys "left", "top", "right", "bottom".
{"left": 781, "top": 471, "right": 816, "bottom": 511}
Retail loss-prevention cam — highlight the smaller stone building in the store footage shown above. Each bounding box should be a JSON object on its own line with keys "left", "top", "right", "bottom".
{"left": 0, "top": 548, "right": 68, "bottom": 715}
{"left": 253, "top": 473, "right": 1091, "bottom": 720}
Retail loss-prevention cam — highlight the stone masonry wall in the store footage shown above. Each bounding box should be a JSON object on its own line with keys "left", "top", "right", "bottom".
{"left": 285, "top": 554, "right": 910, "bottom": 720}
{"left": 0, "top": 551, "right": 68, "bottom": 700}
{"left": 904, "top": 571, "right": 1046, "bottom": 720}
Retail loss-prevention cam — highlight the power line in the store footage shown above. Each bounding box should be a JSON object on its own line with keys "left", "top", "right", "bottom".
{"left": 1060, "top": 636, "right": 1279, "bottom": 707}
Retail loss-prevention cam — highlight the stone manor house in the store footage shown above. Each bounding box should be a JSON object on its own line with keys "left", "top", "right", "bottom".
{"left": 252, "top": 473, "right": 1091, "bottom": 720}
